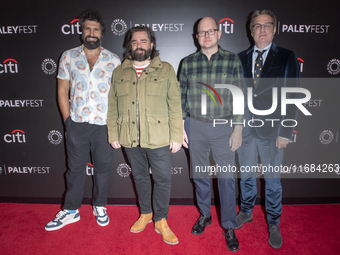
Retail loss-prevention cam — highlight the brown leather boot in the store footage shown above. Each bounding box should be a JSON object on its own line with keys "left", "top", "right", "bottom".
{"left": 154, "top": 218, "right": 179, "bottom": 245}
{"left": 130, "top": 212, "right": 153, "bottom": 233}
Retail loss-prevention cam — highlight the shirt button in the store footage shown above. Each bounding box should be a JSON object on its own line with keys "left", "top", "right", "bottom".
{"left": 158, "top": 120, "right": 160, "bottom": 123}
{"left": 133, "top": 140, "right": 136, "bottom": 143}
{"left": 254, "top": 94, "right": 257, "bottom": 97}
{"left": 132, "top": 101, "right": 135, "bottom": 104}
{"left": 121, "top": 79, "right": 124, "bottom": 82}
{"left": 132, "top": 121, "right": 135, "bottom": 124}
{"left": 133, "top": 82, "right": 136, "bottom": 85}
{"left": 154, "top": 79, "right": 157, "bottom": 81}
{"left": 145, "top": 72, "right": 148, "bottom": 75}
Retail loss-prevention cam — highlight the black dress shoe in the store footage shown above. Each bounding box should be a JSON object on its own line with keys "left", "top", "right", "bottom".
{"left": 191, "top": 215, "right": 212, "bottom": 235}
{"left": 223, "top": 228, "right": 239, "bottom": 252}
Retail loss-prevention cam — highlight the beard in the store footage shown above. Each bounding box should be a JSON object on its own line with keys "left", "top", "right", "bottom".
{"left": 131, "top": 47, "right": 152, "bottom": 61}
{"left": 83, "top": 35, "right": 102, "bottom": 50}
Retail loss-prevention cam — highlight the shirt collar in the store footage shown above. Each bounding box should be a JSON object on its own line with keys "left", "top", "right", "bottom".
{"left": 199, "top": 45, "right": 225, "bottom": 58}
{"left": 122, "top": 56, "right": 162, "bottom": 70}
{"left": 79, "top": 44, "right": 104, "bottom": 58}
{"left": 254, "top": 43, "right": 272, "bottom": 53}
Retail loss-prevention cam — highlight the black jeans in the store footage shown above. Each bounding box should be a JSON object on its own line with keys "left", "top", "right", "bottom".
{"left": 125, "top": 145, "right": 172, "bottom": 222}
{"left": 63, "top": 118, "right": 114, "bottom": 210}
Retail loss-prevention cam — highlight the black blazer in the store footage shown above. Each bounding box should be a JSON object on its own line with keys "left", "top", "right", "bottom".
{"left": 238, "top": 43, "right": 300, "bottom": 139}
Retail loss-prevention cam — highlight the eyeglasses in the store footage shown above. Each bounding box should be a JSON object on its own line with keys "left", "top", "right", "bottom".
{"left": 197, "top": 29, "right": 219, "bottom": 37}
{"left": 252, "top": 22, "right": 274, "bottom": 31}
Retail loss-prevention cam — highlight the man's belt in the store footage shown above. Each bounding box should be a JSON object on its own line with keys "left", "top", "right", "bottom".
{"left": 188, "top": 113, "right": 232, "bottom": 123}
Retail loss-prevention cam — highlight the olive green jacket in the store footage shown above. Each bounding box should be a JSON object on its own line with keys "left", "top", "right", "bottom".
{"left": 107, "top": 56, "right": 183, "bottom": 149}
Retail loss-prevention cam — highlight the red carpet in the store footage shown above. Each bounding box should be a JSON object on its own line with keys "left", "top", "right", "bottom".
{"left": 0, "top": 203, "right": 339, "bottom": 254}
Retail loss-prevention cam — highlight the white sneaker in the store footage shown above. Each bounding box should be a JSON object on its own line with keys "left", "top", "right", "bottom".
{"left": 93, "top": 206, "right": 109, "bottom": 226}
{"left": 45, "top": 210, "right": 80, "bottom": 231}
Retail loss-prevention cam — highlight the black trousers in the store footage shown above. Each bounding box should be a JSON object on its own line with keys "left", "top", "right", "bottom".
{"left": 125, "top": 145, "right": 172, "bottom": 222}
{"left": 63, "top": 118, "right": 114, "bottom": 210}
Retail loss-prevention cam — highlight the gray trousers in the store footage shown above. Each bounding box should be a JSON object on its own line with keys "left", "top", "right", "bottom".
{"left": 185, "top": 116, "right": 237, "bottom": 229}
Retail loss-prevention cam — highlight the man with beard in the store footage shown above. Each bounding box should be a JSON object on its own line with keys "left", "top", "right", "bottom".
{"left": 107, "top": 26, "right": 182, "bottom": 245}
{"left": 45, "top": 10, "right": 120, "bottom": 231}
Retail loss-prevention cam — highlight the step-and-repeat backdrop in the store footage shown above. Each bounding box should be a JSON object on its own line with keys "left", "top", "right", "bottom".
{"left": 1, "top": 0, "right": 340, "bottom": 204}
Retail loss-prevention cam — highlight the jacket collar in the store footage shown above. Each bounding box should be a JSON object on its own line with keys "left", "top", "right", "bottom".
{"left": 121, "top": 56, "right": 162, "bottom": 71}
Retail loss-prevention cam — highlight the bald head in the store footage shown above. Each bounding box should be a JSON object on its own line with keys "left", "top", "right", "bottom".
{"left": 198, "top": 17, "right": 219, "bottom": 31}
{"left": 196, "top": 17, "right": 221, "bottom": 56}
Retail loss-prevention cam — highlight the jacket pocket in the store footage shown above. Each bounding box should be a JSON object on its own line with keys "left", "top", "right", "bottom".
{"left": 115, "top": 77, "right": 130, "bottom": 96}
{"left": 146, "top": 76, "right": 166, "bottom": 97}
{"left": 147, "top": 116, "right": 169, "bottom": 146}
{"left": 117, "top": 116, "right": 131, "bottom": 146}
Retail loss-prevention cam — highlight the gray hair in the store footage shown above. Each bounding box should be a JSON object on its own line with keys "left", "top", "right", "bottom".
{"left": 250, "top": 10, "right": 277, "bottom": 32}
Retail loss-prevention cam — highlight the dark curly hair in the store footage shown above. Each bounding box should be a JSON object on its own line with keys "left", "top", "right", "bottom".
{"left": 78, "top": 9, "right": 105, "bottom": 35}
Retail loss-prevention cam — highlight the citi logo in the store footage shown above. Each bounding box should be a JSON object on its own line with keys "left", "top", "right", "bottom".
{"left": 219, "top": 18, "right": 234, "bottom": 34}
{"left": 86, "top": 163, "right": 94, "bottom": 175}
{"left": 61, "top": 19, "right": 81, "bottom": 35}
{"left": 199, "top": 82, "right": 222, "bottom": 115}
{"left": 297, "top": 58, "right": 304, "bottom": 73}
{"left": 0, "top": 59, "right": 18, "bottom": 74}
{"left": 4, "top": 129, "right": 26, "bottom": 143}
{"left": 290, "top": 130, "right": 297, "bottom": 143}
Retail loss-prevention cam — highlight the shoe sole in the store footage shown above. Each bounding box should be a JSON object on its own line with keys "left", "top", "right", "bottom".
{"left": 130, "top": 220, "right": 152, "bottom": 233}
{"left": 268, "top": 238, "right": 282, "bottom": 249}
{"left": 227, "top": 246, "right": 240, "bottom": 252}
{"left": 191, "top": 219, "right": 212, "bottom": 235}
{"left": 45, "top": 216, "right": 80, "bottom": 231}
{"left": 234, "top": 218, "right": 253, "bottom": 230}
{"left": 97, "top": 218, "right": 109, "bottom": 227}
{"left": 155, "top": 228, "right": 179, "bottom": 245}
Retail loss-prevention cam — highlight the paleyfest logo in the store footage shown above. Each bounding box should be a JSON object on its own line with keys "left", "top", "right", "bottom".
{"left": 41, "top": 58, "right": 57, "bottom": 75}
{"left": 327, "top": 59, "right": 340, "bottom": 75}
{"left": 200, "top": 84, "right": 312, "bottom": 128}
{"left": 111, "top": 19, "right": 128, "bottom": 36}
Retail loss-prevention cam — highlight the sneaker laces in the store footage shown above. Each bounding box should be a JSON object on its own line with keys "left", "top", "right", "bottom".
{"left": 55, "top": 210, "right": 69, "bottom": 220}
{"left": 94, "top": 206, "right": 107, "bottom": 217}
